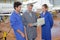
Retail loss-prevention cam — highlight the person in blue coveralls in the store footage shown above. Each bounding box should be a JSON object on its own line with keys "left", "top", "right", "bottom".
{"left": 10, "top": 2, "right": 25, "bottom": 40}
{"left": 40, "top": 4, "right": 53, "bottom": 40}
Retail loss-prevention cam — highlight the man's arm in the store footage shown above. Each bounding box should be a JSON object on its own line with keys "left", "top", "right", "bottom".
{"left": 17, "top": 29, "right": 25, "bottom": 38}
{"left": 24, "top": 27, "right": 28, "bottom": 40}
{"left": 10, "top": 16, "right": 25, "bottom": 38}
{"left": 48, "top": 13, "right": 54, "bottom": 28}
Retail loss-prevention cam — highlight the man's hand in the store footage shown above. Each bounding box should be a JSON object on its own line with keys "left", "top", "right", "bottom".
{"left": 17, "top": 30, "right": 25, "bottom": 38}
{"left": 28, "top": 23, "right": 32, "bottom": 27}
{"left": 20, "top": 32, "right": 25, "bottom": 38}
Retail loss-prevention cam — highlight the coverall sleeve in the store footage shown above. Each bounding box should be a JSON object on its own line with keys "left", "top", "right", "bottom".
{"left": 48, "top": 13, "right": 54, "bottom": 28}
{"left": 10, "top": 16, "right": 19, "bottom": 31}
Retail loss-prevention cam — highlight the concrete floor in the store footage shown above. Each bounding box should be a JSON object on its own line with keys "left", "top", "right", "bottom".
{"left": 0, "top": 18, "right": 60, "bottom": 40}
{"left": 51, "top": 18, "right": 60, "bottom": 40}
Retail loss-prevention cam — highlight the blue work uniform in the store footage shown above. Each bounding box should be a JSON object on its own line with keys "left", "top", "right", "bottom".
{"left": 40, "top": 11, "right": 53, "bottom": 40}
{"left": 10, "top": 11, "right": 25, "bottom": 40}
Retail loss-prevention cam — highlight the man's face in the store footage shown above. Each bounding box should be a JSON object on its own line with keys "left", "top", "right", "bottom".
{"left": 16, "top": 5, "right": 22, "bottom": 12}
{"left": 27, "top": 5, "right": 33, "bottom": 11}
{"left": 42, "top": 6, "right": 47, "bottom": 12}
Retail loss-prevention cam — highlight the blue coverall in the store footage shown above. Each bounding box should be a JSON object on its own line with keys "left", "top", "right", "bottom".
{"left": 40, "top": 11, "right": 53, "bottom": 40}
{"left": 10, "top": 11, "right": 25, "bottom": 40}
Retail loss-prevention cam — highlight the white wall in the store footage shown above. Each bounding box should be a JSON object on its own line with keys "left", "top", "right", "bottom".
{"left": 49, "top": 0, "right": 60, "bottom": 6}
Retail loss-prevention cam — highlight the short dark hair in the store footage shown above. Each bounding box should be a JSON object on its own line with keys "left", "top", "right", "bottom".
{"left": 42, "top": 4, "right": 48, "bottom": 9}
{"left": 27, "top": 3, "right": 33, "bottom": 7}
{"left": 14, "top": 2, "right": 22, "bottom": 9}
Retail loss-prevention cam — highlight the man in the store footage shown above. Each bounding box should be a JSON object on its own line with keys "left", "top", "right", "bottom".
{"left": 10, "top": 2, "right": 25, "bottom": 40}
{"left": 22, "top": 3, "right": 37, "bottom": 40}
{"left": 40, "top": 4, "right": 53, "bottom": 40}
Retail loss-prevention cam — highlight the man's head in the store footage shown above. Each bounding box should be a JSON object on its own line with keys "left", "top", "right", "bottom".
{"left": 27, "top": 3, "right": 33, "bottom": 11}
{"left": 42, "top": 4, "right": 48, "bottom": 12}
{"left": 14, "top": 2, "right": 22, "bottom": 12}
